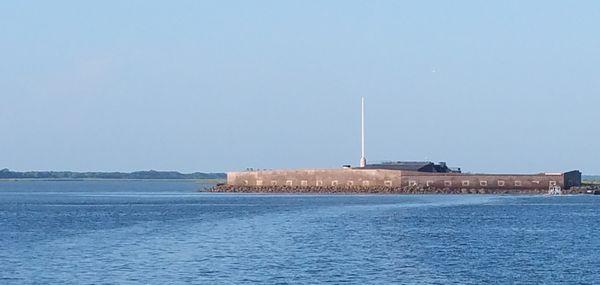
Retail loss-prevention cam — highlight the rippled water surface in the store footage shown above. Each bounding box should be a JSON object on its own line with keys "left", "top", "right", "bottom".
{"left": 1, "top": 180, "right": 599, "bottom": 284}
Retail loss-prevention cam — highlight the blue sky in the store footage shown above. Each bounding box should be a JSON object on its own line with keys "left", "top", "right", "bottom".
{"left": 1, "top": 1, "right": 598, "bottom": 173}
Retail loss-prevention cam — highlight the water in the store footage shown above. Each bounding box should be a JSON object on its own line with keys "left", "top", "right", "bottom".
{"left": 1, "top": 180, "right": 599, "bottom": 284}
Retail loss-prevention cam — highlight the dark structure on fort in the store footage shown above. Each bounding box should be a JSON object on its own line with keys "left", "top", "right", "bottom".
{"left": 362, "top": 161, "right": 460, "bottom": 173}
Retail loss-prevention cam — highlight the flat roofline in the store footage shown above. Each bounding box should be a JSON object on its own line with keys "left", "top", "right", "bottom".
{"left": 229, "top": 168, "right": 391, "bottom": 173}
{"left": 229, "top": 168, "right": 578, "bottom": 176}
{"left": 404, "top": 172, "right": 567, "bottom": 176}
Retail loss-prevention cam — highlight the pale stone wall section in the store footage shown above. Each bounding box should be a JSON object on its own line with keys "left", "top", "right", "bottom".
{"left": 227, "top": 169, "right": 403, "bottom": 187}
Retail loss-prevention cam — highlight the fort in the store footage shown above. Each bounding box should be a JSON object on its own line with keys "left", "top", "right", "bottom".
{"left": 211, "top": 98, "right": 582, "bottom": 194}
{"left": 212, "top": 168, "right": 582, "bottom": 194}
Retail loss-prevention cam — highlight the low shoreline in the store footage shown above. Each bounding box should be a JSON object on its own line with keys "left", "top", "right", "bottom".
{"left": 208, "top": 184, "right": 599, "bottom": 195}
{"left": 0, "top": 178, "right": 226, "bottom": 183}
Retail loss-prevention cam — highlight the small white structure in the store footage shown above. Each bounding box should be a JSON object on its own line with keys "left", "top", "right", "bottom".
{"left": 548, "top": 185, "right": 563, "bottom": 195}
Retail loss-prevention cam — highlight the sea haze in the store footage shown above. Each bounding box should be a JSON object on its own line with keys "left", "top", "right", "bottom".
{"left": 1, "top": 180, "right": 599, "bottom": 284}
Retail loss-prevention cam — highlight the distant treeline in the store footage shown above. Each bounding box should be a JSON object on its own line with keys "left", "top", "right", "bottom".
{"left": 0, "top": 168, "right": 225, "bottom": 180}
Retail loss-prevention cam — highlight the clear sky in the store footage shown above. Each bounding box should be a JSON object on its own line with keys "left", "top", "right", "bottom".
{"left": 1, "top": 1, "right": 598, "bottom": 174}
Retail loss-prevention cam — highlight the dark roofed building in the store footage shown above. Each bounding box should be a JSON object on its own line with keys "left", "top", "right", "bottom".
{"left": 361, "top": 161, "right": 460, "bottom": 173}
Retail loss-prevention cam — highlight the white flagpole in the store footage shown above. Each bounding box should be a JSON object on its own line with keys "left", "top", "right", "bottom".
{"left": 360, "top": 97, "right": 367, "bottom": 168}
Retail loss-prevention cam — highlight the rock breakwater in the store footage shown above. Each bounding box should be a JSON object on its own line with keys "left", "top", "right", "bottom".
{"left": 207, "top": 184, "right": 586, "bottom": 195}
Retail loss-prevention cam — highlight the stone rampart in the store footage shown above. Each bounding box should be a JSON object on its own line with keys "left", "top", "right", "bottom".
{"left": 400, "top": 171, "right": 566, "bottom": 190}
{"left": 227, "top": 168, "right": 402, "bottom": 188}
{"left": 226, "top": 168, "right": 574, "bottom": 192}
